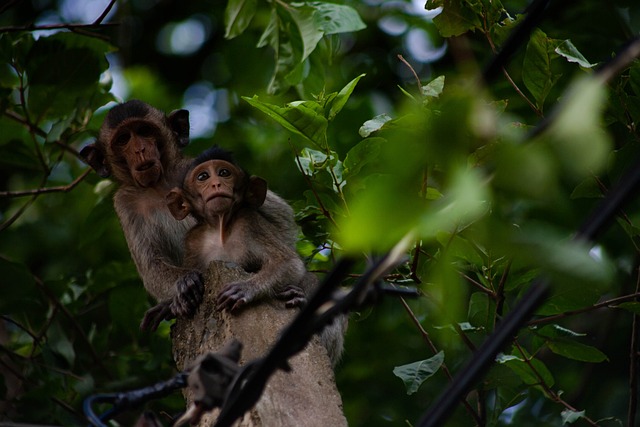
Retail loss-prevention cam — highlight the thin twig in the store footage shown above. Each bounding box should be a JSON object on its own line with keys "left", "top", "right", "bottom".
{"left": 0, "top": 168, "right": 91, "bottom": 198}
{"left": 0, "top": 22, "right": 118, "bottom": 33}
{"left": 0, "top": 195, "right": 37, "bottom": 232}
{"left": 398, "top": 54, "right": 422, "bottom": 95}
{"left": 398, "top": 296, "right": 483, "bottom": 425}
{"left": 460, "top": 272, "right": 494, "bottom": 296}
{"left": 93, "top": 0, "right": 118, "bottom": 25}
{"left": 494, "top": 261, "right": 511, "bottom": 319}
{"left": 528, "top": 292, "right": 640, "bottom": 326}
{"left": 0, "top": 315, "right": 40, "bottom": 347}
{"left": 514, "top": 341, "right": 599, "bottom": 426}
{"left": 33, "top": 276, "right": 113, "bottom": 380}
{"left": 4, "top": 110, "right": 47, "bottom": 138}
{"left": 484, "top": 27, "right": 542, "bottom": 117}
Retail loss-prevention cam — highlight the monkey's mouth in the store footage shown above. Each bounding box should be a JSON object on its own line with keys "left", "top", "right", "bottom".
{"left": 136, "top": 161, "right": 156, "bottom": 172}
{"left": 206, "top": 194, "right": 232, "bottom": 202}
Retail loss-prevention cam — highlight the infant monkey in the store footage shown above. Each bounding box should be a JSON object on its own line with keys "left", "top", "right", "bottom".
{"left": 165, "top": 146, "right": 308, "bottom": 312}
{"left": 150, "top": 146, "right": 345, "bottom": 364}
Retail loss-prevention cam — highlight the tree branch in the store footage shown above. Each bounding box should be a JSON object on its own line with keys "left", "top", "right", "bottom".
{"left": 528, "top": 292, "right": 640, "bottom": 326}
{"left": 0, "top": 168, "right": 92, "bottom": 198}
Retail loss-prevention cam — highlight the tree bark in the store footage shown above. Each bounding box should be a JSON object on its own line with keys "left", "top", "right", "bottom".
{"left": 171, "top": 261, "right": 347, "bottom": 427}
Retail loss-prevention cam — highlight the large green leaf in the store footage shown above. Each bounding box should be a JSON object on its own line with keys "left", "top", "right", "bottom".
{"left": 522, "top": 29, "right": 559, "bottom": 110}
{"left": 561, "top": 409, "right": 586, "bottom": 424}
{"left": 427, "top": 0, "right": 482, "bottom": 37}
{"left": 497, "top": 352, "right": 554, "bottom": 387}
{"left": 25, "top": 32, "right": 113, "bottom": 119}
{"left": 224, "top": 0, "right": 257, "bottom": 39}
{"left": 326, "top": 73, "right": 365, "bottom": 120}
{"left": 541, "top": 76, "right": 611, "bottom": 177}
{"left": 555, "top": 40, "right": 595, "bottom": 68}
{"left": 547, "top": 339, "right": 608, "bottom": 363}
{"left": 307, "top": 2, "right": 366, "bottom": 35}
{"left": 287, "top": 3, "right": 324, "bottom": 63}
{"left": 393, "top": 351, "right": 444, "bottom": 395}
{"left": 243, "top": 96, "right": 328, "bottom": 148}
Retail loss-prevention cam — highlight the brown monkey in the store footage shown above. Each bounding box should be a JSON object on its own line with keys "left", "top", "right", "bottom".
{"left": 164, "top": 146, "right": 307, "bottom": 312}
{"left": 161, "top": 146, "right": 345, "bottom": 364}
{"left": 80, "top": 101, "right": 299, "bottom": 330}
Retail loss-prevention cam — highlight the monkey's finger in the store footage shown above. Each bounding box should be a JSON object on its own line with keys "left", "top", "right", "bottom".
{"left": 230, "top": 298, "right": 248, "bottom": 312}
{"left": 284, "top": 297, "right": 307, "bottom": 308}
{"left": 276, "top": 287, "right": 305, "bottom": 300}
{"left": 140, "top": 304, "right": 172, "bottom": 331}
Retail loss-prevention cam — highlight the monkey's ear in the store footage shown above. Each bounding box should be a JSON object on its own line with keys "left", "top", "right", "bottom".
{"left": 246, "top": 176, "right": 267, "bottom": 208}
{"left": 79, "top": 143, "right": 110, "bottom": 178}
{"left": 168, "top": 109, "right": 190, "bottom": 148}
{"left": 166, "top": 188, "right": 191, "bottom": 220}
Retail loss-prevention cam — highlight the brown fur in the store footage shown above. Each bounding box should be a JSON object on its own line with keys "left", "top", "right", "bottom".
{"left": 80, "top": 101, "right": 298, "bottom": 324}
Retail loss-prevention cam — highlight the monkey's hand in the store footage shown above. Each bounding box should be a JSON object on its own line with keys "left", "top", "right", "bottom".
{"left": 276, "top": 285, "right": 307, "bottom": 308}
{"left": 140, "top": 301, "right": 174, "bottom": 331}
{"left": 170, "top": 270, "right": 205, "bottom": 317}
{"left": 216, "top": 281, "right": 257, "bottom": 313}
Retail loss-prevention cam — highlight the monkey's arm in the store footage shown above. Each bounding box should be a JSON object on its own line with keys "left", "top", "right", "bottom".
{"left": 216, "top": 216, "right": 307, "bottom": 312}
{"left": 114, "top": 194, "right": 204, "bottom": 327}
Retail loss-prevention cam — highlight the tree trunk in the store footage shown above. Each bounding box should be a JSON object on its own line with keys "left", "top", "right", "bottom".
{"left": 171, "top": 261, "right": 348, "bottom": 427}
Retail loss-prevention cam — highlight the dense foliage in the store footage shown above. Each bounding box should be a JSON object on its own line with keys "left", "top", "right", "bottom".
{"left": 2, "top": 0, "right": 640, "bottom": 425}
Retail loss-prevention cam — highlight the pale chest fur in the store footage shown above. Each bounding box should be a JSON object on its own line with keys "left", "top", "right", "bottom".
{"left": 191, "top": 219, "right": 261, "bottom": 269}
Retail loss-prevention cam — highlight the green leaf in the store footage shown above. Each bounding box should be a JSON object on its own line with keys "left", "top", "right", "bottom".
{"left": 257, "top": 7, "right": 279, "bottom": 49}
{"left": 522, "top": 29, "right": 559, "bottom": 109}
{"left": 47, "top": 321, "right": 75, "bottom": 368}
{"left": 287, "top": 3, "right": 324, "bottom": 63}
{"left": 555, "top": 40, "right": 595, "bottom": 68}
{"left": 224, "top": 0, "right": 257, "bottom": 39}
{"left": 308, "top": 1, "right": 366, "bottom": 35}
{"left": 468, "top": 292, "right": 496, "bottom": 330}
{"left": 343, "top": 137, "right": 384, "bottom": 177}
{"left": 561, "top": 409, "right": 586, "bottom": 424}
{"left": 359, "top": 113, "right": 393, "bottom": 137}
{"left": 297, "top": 147, "right": 335, "bottom": 175}
{"left": 25, "top": 32, "right": 113, "bottom": 118}
{"left": 326, "top": 73, "right": 365, "bottom": 120}
{"left": 617, "top": 302, "right": 640, "bottom": 315}
{"left": 243, "top": 96, "right": 328, "bottom": 148}
{"left": 547, "top": 339, "right": 608, "bottom": 363}
{"left": 498, "top": 351, "right": 554, "bottom": 387}
{"left": 537, "top": 324, "right": 586, "bottom": 339}
{"left": 541, "top": 76, "right": 611, "bottom": 177}
{"left": 511, "top": 225, "right": 613, "bottom": 303}
{"left": 430, "top": 0, "right": 482, "bottom": 37}
{"left": 393, "top": 351, "right": 444, "bottom": 395}
{"left": 421, "top": 75, "right": 445, "bottom": 99}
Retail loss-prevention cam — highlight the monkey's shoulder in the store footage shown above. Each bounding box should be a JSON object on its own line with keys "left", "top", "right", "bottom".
{"left": 114, "top": 187, "right": 174, "bottom": 217}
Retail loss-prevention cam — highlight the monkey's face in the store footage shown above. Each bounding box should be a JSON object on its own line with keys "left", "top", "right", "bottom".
{"left": 187, "top": 160, "right": 243, "bottom": 216}
{"left": 110, "top": 120, "right": 164, "bottom": 188}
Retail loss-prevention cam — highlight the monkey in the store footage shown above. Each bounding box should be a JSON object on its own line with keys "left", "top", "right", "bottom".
{"left": 163, "top": 146, "right": 308, "bottom": 312}
{"left": 80, "top": 101, "right": 300, "bottom": 330}
{"left": 157, "top": 146, "right": 346, "bottom": 364}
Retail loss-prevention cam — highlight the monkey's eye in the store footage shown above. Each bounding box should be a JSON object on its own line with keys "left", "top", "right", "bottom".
{"left": 114, "top": 133, "right": 129, "bottom": 146}
{"left": 197, "top": 171, "right": 210, "bottom": 181}
{"left": 218, "top": 168, "right": 231, "bottom": 178}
